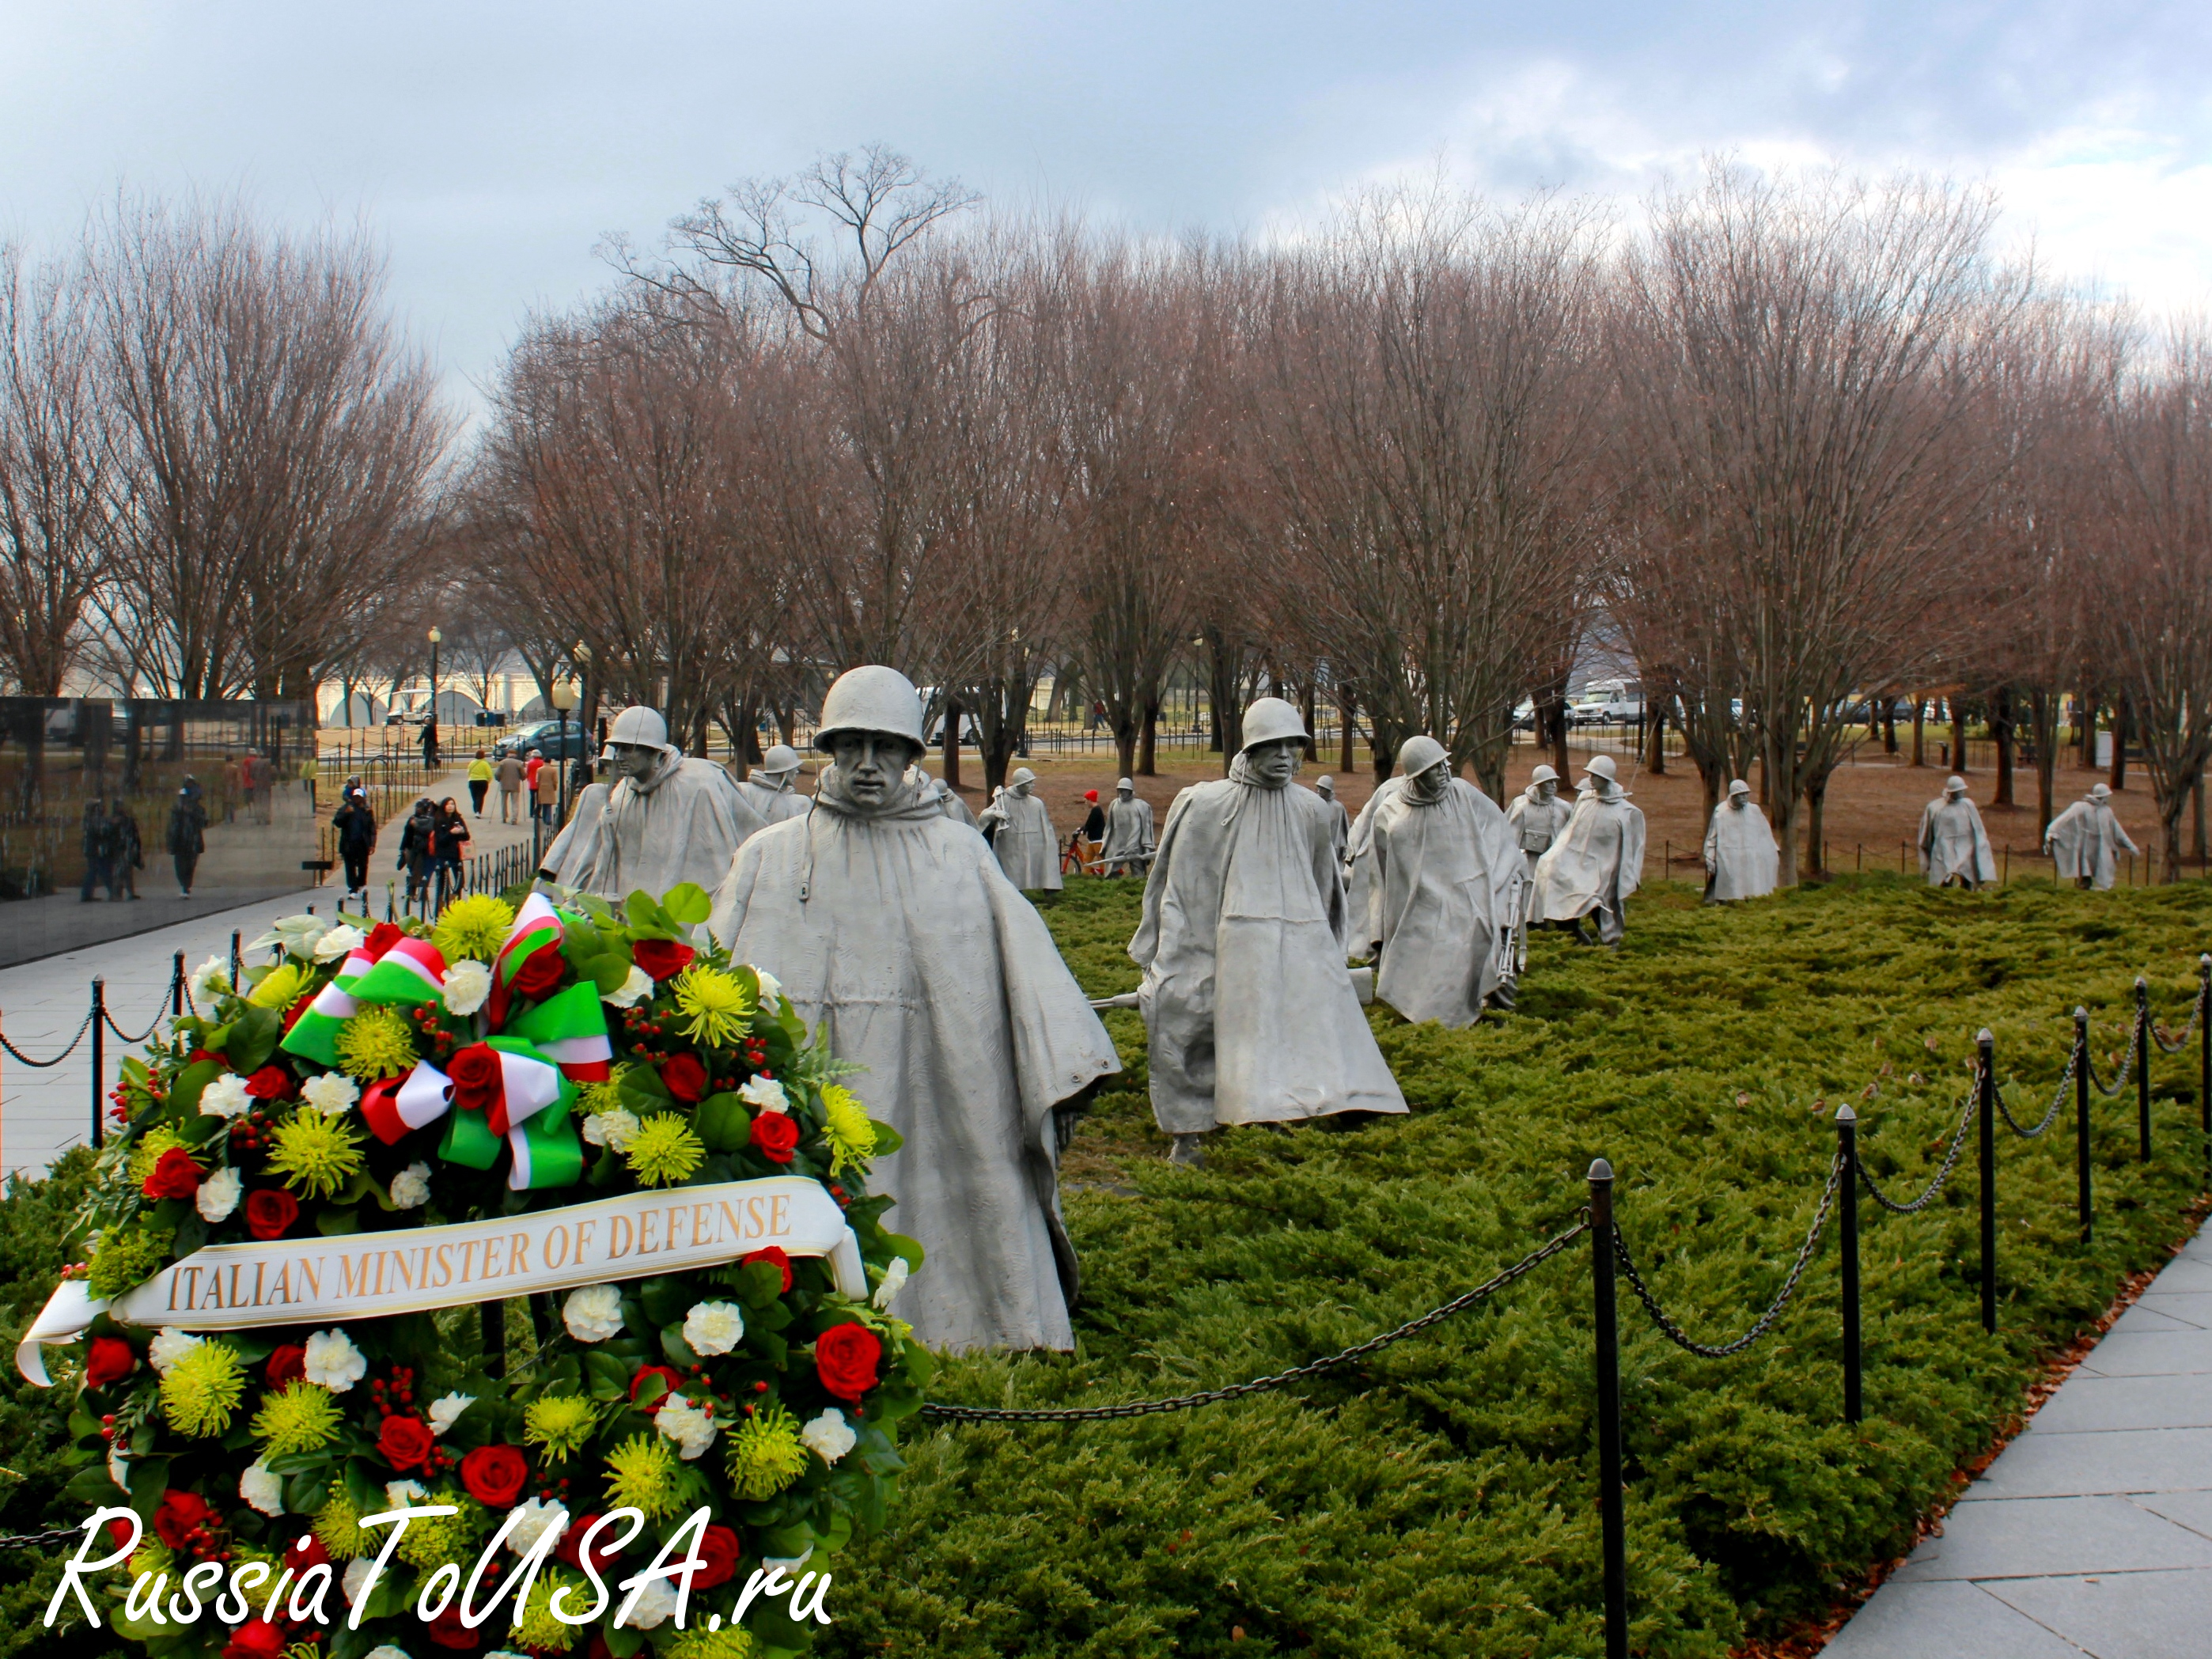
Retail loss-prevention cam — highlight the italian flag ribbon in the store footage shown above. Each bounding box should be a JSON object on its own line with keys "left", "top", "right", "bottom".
{"left": 279, "top": 923, "right": 415, "bottom": 1069}
{"left": 360, "top": 1040, "right": 581, "bottom": 1191}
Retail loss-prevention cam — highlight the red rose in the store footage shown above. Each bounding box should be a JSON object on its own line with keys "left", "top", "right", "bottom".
{"left": 631, "top": 938, "right": 696, "bottom": 982}
{"left": 379, "top": 1414, "right": 435, "bottom": 1471}
{"left": 554, "top": 1513, "right": 627, "bottom": 1575}
{"left": 364, "top": 922, "right": 407, "bottom": 960}
{"left": 813, "top": 1321, "right": 882, "bottom": 1402}
{"left": 106, "top": 1517, "right": 135, "bottom": 1551}
{"left": 153, "top": 1488, "right": 214, "bottom": 1550}
{"left": 511, "top": 946, "right": 566, "bottom": 998}
{"left": 742, "top": 1245, "right": 794, "bottom": 1293}
{"left": 459, "top": 1443, "right": 528, "bottom": 1508}
{"left": 85, "top": 1336, "right": 137, "bottom": 1388}
{"left": 629, "top": 1365, "right": 683, "bottom": 1414}
{"left": 424, "top": 1601, "right": 481, "bottom": 1651}
{"left": 243, "top": 1065, "right": 293, "bottom": 1100}
{"left": 661, "top": 1053, "right": 708, "bottom": 1104}
{"left": 222, "top": 1619, "right": 286, "bottom": 1659}
{"left": 448, "top": 1043, "right": 502, "bottom": 1117}
{"left": 265, "top": 1344, "right": 306, "bottom": 1387}
{"left": 750, "top": 1109, "right": 799, "bottom": 1163}
{"left": 282, "top": 1533, "right": 329, "bottom": 1571}
{"left": 142, "top": 1146, "right": 203, "bottom": 1200}
{"left": 244, "top": 1189, "right": 298, "bottom": 1240}
{"left": 692, "top": 1524, "right": 742, "bottom": 1589}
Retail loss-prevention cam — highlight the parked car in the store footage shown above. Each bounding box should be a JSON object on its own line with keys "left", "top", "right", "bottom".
{"left": 1568, "top": 690, "right": 1645, "bottom": 725}
{"left": 492, "top": 719, "right": 566, "bottom": 759}
{"left": 1511, "top": 699, "right": 1537, "bottom": 733}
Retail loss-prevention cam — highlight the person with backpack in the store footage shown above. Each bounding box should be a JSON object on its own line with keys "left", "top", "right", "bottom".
{"left": 434, "top": 795, "right": 471, "bottom": 900}
{"left": 396, "top": 797, "right": 438, "bottom": 907}
{"left": 167, "top": 785, "right": 208, "bottom": 899}
{"left": 332, "top": 788, "right": 378, "bottom": 907}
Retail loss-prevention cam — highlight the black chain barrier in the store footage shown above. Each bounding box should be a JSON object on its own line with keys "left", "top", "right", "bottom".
{"left": 2153, "top": 977, "right": 2209, "bottom": 1055}
{"left": 1611, "top": 1151, "right": 1845, "bottom": 1358}
{"left": 920, "top": 1216, "right": 1592, "bottom": 1422}
{"left": 0, "top": 1010, "right": 96, "bottom": 1070}
{"left": 2086, "top": 1006, "right": 2146, "bottom": 1097}
{"left": 1997, "top": 1047, "right": 2074, "bottom": 1138}
{"left": 1858, "top": 1073, "right": 1980, "bottom": 1214}
{"left": 101, "top": 979, "right": 178, "bottom": 1048}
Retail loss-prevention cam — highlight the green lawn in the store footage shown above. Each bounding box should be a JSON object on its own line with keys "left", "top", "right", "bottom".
{"left": 2, "top": 875, "right": 2206, "bottom": 1658}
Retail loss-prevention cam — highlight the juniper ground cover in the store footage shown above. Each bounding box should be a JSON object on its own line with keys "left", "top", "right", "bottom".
{"left": 828, "top": 874, "right": 2212, "bottom": 1658}
{"left": 0, "top": 875, "right": 2206, "bottom": 1657}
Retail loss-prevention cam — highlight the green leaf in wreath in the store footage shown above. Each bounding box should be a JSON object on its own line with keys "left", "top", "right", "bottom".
{"left": 316, "top": 1206, "right": 362, "bottom": 1237}
{"left": 661, "top": 1325, "right": 700, "bottom": 1369}
{"left": 587, "top": 951, "right": 634, "bottom": 994}
{"left": 582, "top": 1350, "right": 631, "bottom": 1401}
{"left": 65, "top": 1463, "right": 126, "bottom": 1505}
{"left": 226, "top": 1005, "right": 283, "bottom": 1074}
{"left": 167, "top": 1058, "right": 226, "bottom": 1119}
{"left": 662, "top": 882, "right": 712, "bottom": 925}
{"left": 284, "top": 1468, "right": 331, "bottom": 1515}
{"left": 126, "top": 1455, "right": 172, "bottom": 1522}
{"left": 638, "top": 1277, "right": 687, "bottom": 1327}
{"left": 619, "top": 1066, "right": 672, "bottom": 1110}
{"left": 601, "top": 1627, "right": 645, "bottom": 1659}
{"left": 694, "top": 1092, "right": 751, "bottom": 1153}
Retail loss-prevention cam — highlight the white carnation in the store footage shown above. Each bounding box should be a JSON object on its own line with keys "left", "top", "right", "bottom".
{"left": 252, "top": 915, "right": 331, "bottom": 960}
{"left": 873, "top": 1257, "right": 910, "bottom": 1311}
{"left": 314, "top": 925, "right": 367, "bottom": 963}
{"left": 299, "top": 1072, "right": 360, "bottom": 1115}
{"left": 187, "top": 956, "right": 231, "bottom": 1005}
{"left": 620, "top": 1576, "right": 679, "bottom": 1629}
{"left": 752, "top": 966, "right": 782, "bottom": 1009}
{"left": 441, "top": 959, "right": 492, "bottom": 1017}
{"left": 388, "top": 1161, "right": 432, "bottom": 1210}
{"left": 603, "top": 964, "right": 655, "bottom": 1009}
{"left": 426, "top": 1392, "right": 474, "bottom": 1436}
{"left": 147, "top": 1328, "right": 202, "bottom": 1375}
{"left": 198, "top": 1072, "right": 250, "bottom": 1119}
{"left": 682, "top": 1301, "right": 744, "bottom": 1356}
{"left": 581, "top": 1107, "right": 639, "bottom": 1150}
{"left": 346, "top": 1559, "right": 381, "bottom": 1611}
{"left": 654, "top": 1393, "right": 718, "bottom": 1460}
{"left": 239, "top": 1459, "right": 283, "bottom": 1517}
{"left": 506, "top": 1496, "right": 569, "bottom": 1552}
{"left": 363, "top": 1646, "right": 413, "bottom": 1659}
{"left": 303, "top": 1328, "right": 367, "bottom": 1392}
{"left": 384, "top": 1479, "right": 429, "bottom": 1509}
{"left": 737, "top": 1075, "right": 788, "bottom": 1114}
{"left": 801, "top": 1407, "right": 858, "bottom": 1466}
{"left": 562, "top": 1285, "right": 623, "bottom": 1343}
{"left": 195, "top": 1166, "right": 242, "bottom": 1223}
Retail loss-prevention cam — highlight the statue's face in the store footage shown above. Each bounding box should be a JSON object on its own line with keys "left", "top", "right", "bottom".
{"left": 1247, "top": 739, "right": 1300, "bottom": 787}
{"left": 1730, "top": 795, "right": 1747, "bottom": 810}
{"left": 1012, "top": 778, "right": 1034, "bottom": 798}
{"left": 830, "top": 733, "right": 915, "bottom": 807}
{"left": 762, "top": 767, "right": 796, "bottom": 791}
{"left": 1117, "top": 786, "right": 1133, "bottom": 800}
{"left": 606, "top": 743, "right": 660, "bottom": 784}
{"left": 1536, "top": 779, "right": 1557, "bottom": 801}
{"left": 1411, "top": 762, "right": 1450, "bottom": 802}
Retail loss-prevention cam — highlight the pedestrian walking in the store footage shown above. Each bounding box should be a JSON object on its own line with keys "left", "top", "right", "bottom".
{"left": 332, "top": 787, "right": 377, "bottom": 906}
{"left": 434, "top": 795, "right": 470, "bottom": 903}
{"left": 420, "top": 719, "right": 439, "bottom": 770}
{"left": 109, "top": 801, "right": 146, "bottom": 900}
{"left": 300, "top": 752, "right": 319, "bottom": 807}
{"left": 79, "top": 798, "right": 114, "bottom": 901}
{"left": 166, "top": 784, "right": 207, "bottom": 898}
{"left": 494, "top": 750, "right": 525, "bottom": 822}
{"left": 467, "top": 748, "right": 492, "bottom": 816}
{"left": 535, "top": 751, "right": 561, "bottom": 826}
{"left": 397, "top": 797, "right": 438, "bottom": 907}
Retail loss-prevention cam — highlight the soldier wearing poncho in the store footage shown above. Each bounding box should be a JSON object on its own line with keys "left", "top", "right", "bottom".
{"left": 1343, "top": 773, "right": 1407, "bottom": 939}
{"left": 1920, "top": 775, "right": 1996, "bottom": 889}
{"left": 1315, "top": 775, "right": 1352, "bottom": 870}
{"left": 1504, "top": 765, "right": 1574, "bottom": 926}
{"left": 928, "top": 775, "right": 979, "bottom": 828}
{"left": 1130, "top": 697, "right": 1407, "bottom": 1167}
{"left": 1362, "top": 735, "right": 1522, "bottom": 1028}
{"left": 1100, "top": 778, "right": 1155, "bottom": 876}
{"left": 982, "top": 767, "right": 1061, "bottom": 891}
{"left": 1532, "top": 754, "right": 1646, "bottom": 946}
{"left": 539, "top": 706, "right": 765, "bottom": 903}
{"left": 707, "top": 666, "right": 1118, "bottom": 1352}
{"left": 737, "top": 744, "right": 810, "bottom": 826}
{"left": 1703, "top": 779, "right": 1780, "bottom": 903}
{"left": 2044, "top": 782, "right": 2138, "bottom": 889}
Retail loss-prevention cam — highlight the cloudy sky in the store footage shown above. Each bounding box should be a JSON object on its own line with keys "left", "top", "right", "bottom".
{"left": 2, "top": 0, "right": 2206, "bottom": 407}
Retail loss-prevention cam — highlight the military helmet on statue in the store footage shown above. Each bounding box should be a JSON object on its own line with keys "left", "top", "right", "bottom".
{"left": 601, "top": 705, "right": 675, "bottom": 759}
{"left": 1396, "top": 734, "right": 1448, "bottom": 777}
{"left": 1237, "top": 697, "right": 1309, "bottom": 752}
{"left": 814, "top": 666, "right": 927, "bottom": 751}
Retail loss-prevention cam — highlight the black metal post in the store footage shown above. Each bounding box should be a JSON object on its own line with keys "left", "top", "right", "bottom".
{"left": 1978, "top": 1028, "right": 1997, "bottom": 1335}
{"left": 2075, "top": 1006, "right": 2093, "bottom": 1244}
{"left": 557, "top": 706, "right": 571, "bottom": 831}
{"left": 2137, "top": 976, "right": 2152, "bottom": 1162}
{"left": 1589, "top": 1157, "right": 1627, "bottom": 1659}
{"left": 172, "top": 951, "right": 184, "bottom": 1019}
{"left": 89, "top": 978, "right": 105, "bottom": 1150}
{"left": 229, "top": 930, "right": 242, "bottom": 991}
{"left": 2200, "top": 956, "right": 2210, "bottom": 1186}
{"left": 1837, "top": 1104, "right": 1862, "bottom": 1423}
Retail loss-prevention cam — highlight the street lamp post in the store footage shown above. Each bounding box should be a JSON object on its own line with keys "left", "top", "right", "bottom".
{"left": 573, "top": 642, "right": 594, "bottom": 783}
{"left": 550, "top": 679, "right": 580, "bottom": 850}
{"left": 426, "top": 627, "right": 443, "bottom": 767}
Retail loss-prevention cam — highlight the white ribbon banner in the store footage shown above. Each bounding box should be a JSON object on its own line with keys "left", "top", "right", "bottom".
{"left": 18, "top": 1176, "right": 865, "bottom": 1385}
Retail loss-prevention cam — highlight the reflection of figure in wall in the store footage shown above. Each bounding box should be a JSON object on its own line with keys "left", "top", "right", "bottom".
{"left": 168, "top": 780, "right": 207, "bottom": 899}
{"left": 79, "top": 799, "right": 112, "bottom": 902}
{"left": 109, "top": 801, "right": 145, "bottom": 900}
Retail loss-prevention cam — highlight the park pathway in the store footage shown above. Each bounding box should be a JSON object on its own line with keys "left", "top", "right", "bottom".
{"left": 1827, "top": 1219, "right": 2212, "bottom": 1657}
{"left": 0, "top": 764, "right": 546, "bottom": 1180}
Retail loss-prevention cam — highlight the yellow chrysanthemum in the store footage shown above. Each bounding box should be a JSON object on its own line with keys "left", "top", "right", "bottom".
{"left": 334, "top": 1004, "right": 417, "bottom": 1081}
{"left": 513, "top": 1565, "right": 592, "bottom": 1653}
{"left": 670, "top": 1627, "right": 758, "bottom": 1659}
{"left": 252, "top": 1381, "right": 344, "bottom": 1456}
{"left": 396, "top": 1493, "right": 479, "bottom": 1570}
{"left": 523, "top": 1392, "right": 601, "bottom": 1461}
{"left": 578, "top": 1062, "right": 632, "bottom": 1117}
{"left": 432, "top": 894, "right": 517, "bottom": 963}
{"left": 127, "top": 1125, "right": 188, "bottom": 1186}
{"left": 604, "top": 1434, "right": 684, "bottom": 1520}
{"left": 725, "top": 1403, "right": 808, "bottom": 1501}
{"left": 267, "top": 1105, "right": 366, "bottom": 1199}
{"left": 671, "top": 964, "right": 755, "bottom": 1051}
{"left": 312, "top": 1489, "right": 369, "bottom": 1559}
{"left": 85, "top": 1225, "right": 174, "bottom": 1299}
{"left": 248, "top": 961, "right": 313, "bottom": 1011}
{"left": 820, "top": 1083, "right": 878, "bottom": 1175}
{"left": 120, "top": 1539, "right": 172, "bottom": 1583}
{"left": 625, "top": 1114, "right": 706, "bottom": 1188}
{"left": 160, "top": 1339, "right": 244, "bottom": 1437}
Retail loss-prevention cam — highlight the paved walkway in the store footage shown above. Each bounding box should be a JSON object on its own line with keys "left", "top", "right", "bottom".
{"left": 0, "top": 773, "right": 547, "bottom": 1180}
{"left": 1828, "top": 1222, "right": 2212, "bottom": 1658}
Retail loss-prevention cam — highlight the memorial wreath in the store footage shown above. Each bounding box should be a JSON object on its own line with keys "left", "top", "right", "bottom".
{"left": 22, "top": 884, "right": 927, "bottom": 1659}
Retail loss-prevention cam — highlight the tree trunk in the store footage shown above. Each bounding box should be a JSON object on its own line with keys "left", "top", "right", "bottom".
{"left": 1950, "top": 698, "right": 1968, "bottom": 774}
{"left": 942, "top": 695, "right": 962, "bottom": 792}
{"left": 1139, "top": 699, "right": 1158, "bottom": 776}
{"left": 2078, "top": 687, "right": 2095, "bottom": 767}
{"left": 2111, "top": 695, "right": 2130, "bottom": 790}
{"left": 1547, "top": 695, "right": 1570, "bottom": 776}
{"left": 1911, "top": 698, "right": 1925, "bottom": 767}
{"left": 1804, "top": 776, "right": 1828, "bottom": 878}
{"left": 1646, "top": 702, "right": 1666, "bottom": 775}
{"left": 1992, "top": 687, "right": 2016, "bottom": 807}
{"left": 1339, "top": 691, "right": 1355, "bottom": 772}
{"left": 2195, "top": 772, "right": 2206, "bottom": 865}
{"left": 2030, "top": 689, "right": 2058, "bottom": 837}
{"left": 1300, "top": 680, "right": 1319, "bottom": 763}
